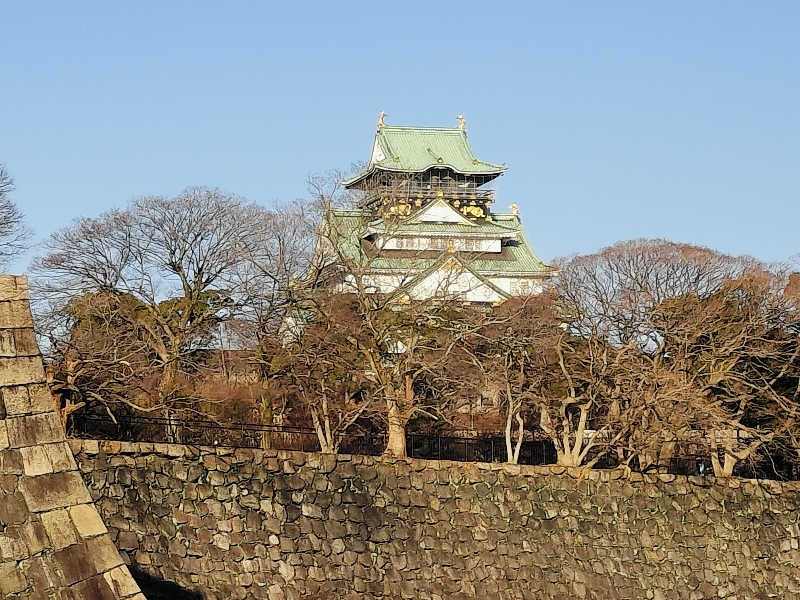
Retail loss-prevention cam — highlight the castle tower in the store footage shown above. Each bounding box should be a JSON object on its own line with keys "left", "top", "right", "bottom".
{"left": 326, "top": 114, "right": 552, "bottom": 304}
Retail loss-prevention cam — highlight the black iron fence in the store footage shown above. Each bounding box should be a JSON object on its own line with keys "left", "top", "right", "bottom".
{"left": 72, "top": 415, "right": 795, "bottom": 479}
{"left": 74, "top": 415, "right": 331, "bottom": 453}
{"left": 406, "top": 433, "right": 557, "bottom": 466}
{"left": 72, "top": 415, "right": 558, "bottom": 465}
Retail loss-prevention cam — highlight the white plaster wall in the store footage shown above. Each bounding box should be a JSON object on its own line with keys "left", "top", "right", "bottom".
{"left": 378, "top": 236, "right": 501, "bottom": 253}
{"left": 489, "top": 277, "right": 545, "bottom": 296}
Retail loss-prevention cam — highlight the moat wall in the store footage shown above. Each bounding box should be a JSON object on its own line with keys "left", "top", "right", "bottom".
{"left": 0, "top": 275, "right": 143, "bottom": 599}
{"left": 71, "top": 439, "right": 800, "bottom": 600}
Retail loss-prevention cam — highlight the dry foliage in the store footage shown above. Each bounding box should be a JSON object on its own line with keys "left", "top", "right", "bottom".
{"left": 26, "top": 174, "right": 800, "bottom": 478}
{"left": 554, "top": 240, "right": 800, "bottom": 475}
{"left": 0, "top": 165, "right": 30, "bottom": 266}
{"left": 33, "top": 188, "right": 277, "bottom": 436}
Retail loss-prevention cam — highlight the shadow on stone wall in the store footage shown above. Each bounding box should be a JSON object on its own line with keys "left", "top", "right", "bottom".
{"left": 73, "top": 440, "right": 800, "bottom": 600}
{"left": 130, "top": 567, "right": 203, "bottom": 600}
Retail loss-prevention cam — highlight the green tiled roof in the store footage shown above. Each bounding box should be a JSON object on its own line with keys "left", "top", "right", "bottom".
{"left": 326, "top": 209, "right": 550, "bottom": 276}
{"left": 343, "top": 125, "right": 505, "bottom": 187}
{"left": 365, "top": 213, "right": 520, "bottom": 237}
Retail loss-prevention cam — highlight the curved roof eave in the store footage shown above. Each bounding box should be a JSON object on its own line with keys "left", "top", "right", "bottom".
{"left": 343, "top": 163, "right": 506, "bottom": 188}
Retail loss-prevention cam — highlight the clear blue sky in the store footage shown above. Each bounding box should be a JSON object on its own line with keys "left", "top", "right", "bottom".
{"left": 2, "top": 2, "right": 798, "bottom": 273}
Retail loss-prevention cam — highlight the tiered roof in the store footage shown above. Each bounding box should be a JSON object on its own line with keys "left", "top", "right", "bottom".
{"left": 343, "top": 124, "right": 506, "bottom": 187}
{"left": 326, "top": 115, "right": 552, "bottom": 302}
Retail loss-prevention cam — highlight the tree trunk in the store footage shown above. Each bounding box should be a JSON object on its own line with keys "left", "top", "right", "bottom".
{"left": 710, "top": 448, "right": 737, "bottom": 477}
{"left": 311, "top": 409, "right": 336, "bottom": 454}
{"left": 710, "top": 430, "right": 739, "bottom": 477}
{"left": 259, "top": 393, "right": 272, "bottom": 450}
{"left": 159, "top": 360, "right": 180, "bottom": 443}
{"left": 505, "top": 409, "right": 524, "bottom": 464}
{"left": 385, "top": 402, "right": 408, "bottom": 458}
{"left": 656, "top": 436, "right": 677, "bottom": 473}
{"left": 556, "top": 449, "right": 582, "bottom": 467}
{"left": 164, "top": 408, "right": 180, "bottom": 444}
{"left": 711, "top": 452, "right": 736, "bottom": 477}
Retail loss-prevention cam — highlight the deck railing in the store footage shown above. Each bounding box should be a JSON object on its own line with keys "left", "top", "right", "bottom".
{"left": 363, "top": 181, "right": 495, "bottom": 205}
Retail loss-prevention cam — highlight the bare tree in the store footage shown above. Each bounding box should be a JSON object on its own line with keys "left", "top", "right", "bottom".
{"left": 556, "top": 239, "right": 756, "bottom": 347}
{"left": 297, "top": 175, "right": 484, "bottom": 457}
{"left": 284, "top": 279, "right": 478, "bottom": 457}
{"left": 647, "top": 273, "right": 800, "bottom": 476}
{"left": 271, "top": 295, "right": 377, "bottom": 453}
{"left": 47, "top": 290, "right": 160, "bottom": 430}
{"left": 557, "top": 240, "right": 800, "bottom": 476}
{"left": 0, "top": 164, "right": 31, "bottom": 266}
{"left": 33, "top": 187, "right": 274, "bottom": 436}
{"left": 466, "top": 294, "right": 559, "bottom": 464}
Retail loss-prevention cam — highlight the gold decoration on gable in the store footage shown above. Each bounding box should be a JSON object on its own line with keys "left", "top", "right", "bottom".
{"left": 461, "top": 205, "right": 484, "bottom": 218}
{"left": 385, "top": 203, "right": 411, "bottom": 217}
{"left": 442, "top": 258, "right": 462, "bottom": 272}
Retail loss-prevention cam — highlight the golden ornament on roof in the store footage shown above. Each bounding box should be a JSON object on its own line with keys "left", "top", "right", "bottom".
{"left": 461, "top": 206, "right": 484, "bottom": 218}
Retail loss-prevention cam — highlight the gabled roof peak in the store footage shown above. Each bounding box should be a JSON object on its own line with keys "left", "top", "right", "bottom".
{"left": 407, "top": 198, "right": 476, "bottom": 227}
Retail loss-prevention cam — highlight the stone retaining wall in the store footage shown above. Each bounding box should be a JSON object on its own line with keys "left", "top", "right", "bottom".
{"left": 72, "top": 438, "right": 800, "bottom": 600}
{"left": 0, "top": 276, "right": 143, "bottom": 599}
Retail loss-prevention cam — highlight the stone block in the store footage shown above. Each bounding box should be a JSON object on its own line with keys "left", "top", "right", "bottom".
{"left": 21, "top": 445, "right": 53, "bottom": 476}
{"left": 68, "top": 439, "right": 83, "bottom": 455}
{"left": 28, "top": 383, "right": 55, "bottom": 414}
{"left": 0, "top": 474, "right": 18, "bottom": 493}
{"left": 0, "top": 532, "right": 27, "bottom": 561}
{"left": 12, "top": 327, "right": 40, "bottom": 356}
{"left": 68, "top": 574, "right": 118, "bottom": 600}
{"left": 0, "top": 491, "right": 28, "bottom": 525}
{"left": 0, "top": 422, "right": 8, "bottom": 450}
{"left": 86, "top": 534, "right": 125, "bottom": 572}
{"left": 45, "top": 441, "right": 78, "bottom": 472}
{"left": 0, "top": 276, "right": 28, "bottom": 301}
{"left": 167, "top": 444, "right": 186, "bottom": 457}
{"left": 54, "top": 541, "right": 99, "bottom": 585}
{"left": 18, "top": 519, "right": 49, "bottom": 555}
{"left": 0, "top": 330, "right": 16, "bottom": 356}
{"left": 19, "top": 470, "right": 92, "bottom": 512}
{"left": 40, "top": 508, "right": 79, "bottom": 550}
{"left": 69, "top": 503, "right": 109, "bottom": 538}
{"left": 0, "top": 560, "right": 28, "bottom": 595}
{"left": 0, "top": 448, "right": 23, "bottom": 474}
{"left": 1, "top": 385, "right": 29, "bottom": 415}
{"left": 117, "top": 530, "right": 138, "bottom": 550}
{"left": 0, "top": 356, "right": 44, "bottom": 385}
{"left": 0, "top": 300, "right": 34, "bottom": 329}
{"left": 104, "top": 565, "right": 141, "bottom": 597}
{"left": 82, "top": 439, "right": 100, "bottom": 454}
{"left": 7, "top": 412, "right": 63, "bottom": 448}
{"left": 154, "top": 443, "right": 172, "bottom": 455}
{"left": 20, "top": 554, "right": 57, "bottom": 594}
